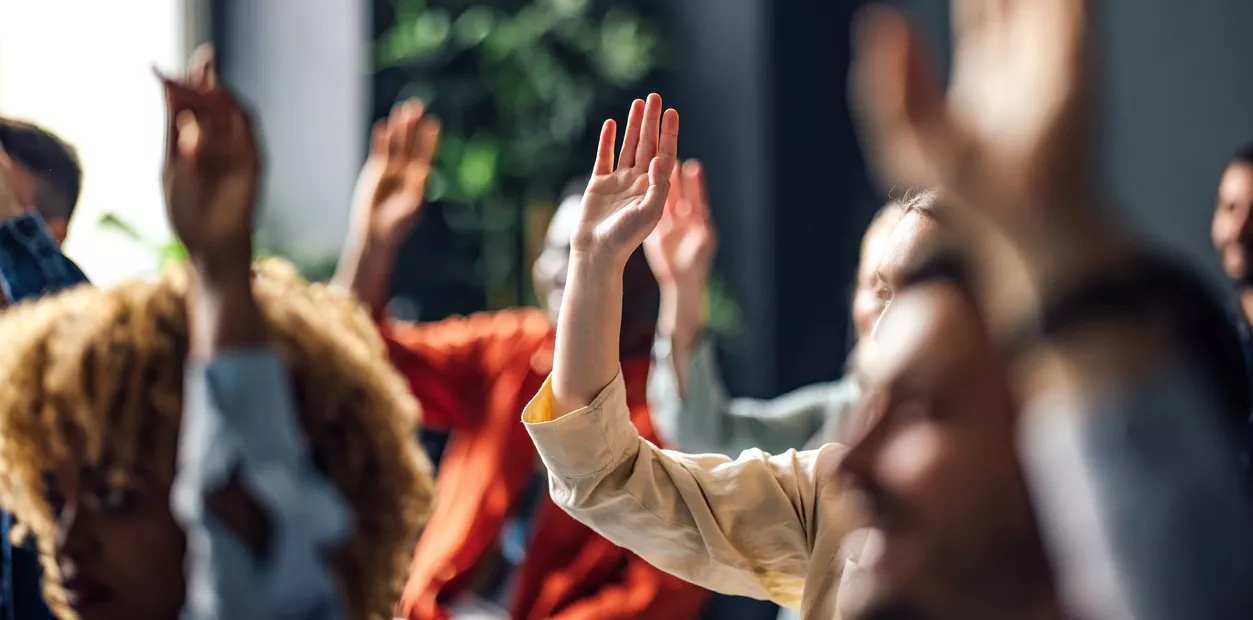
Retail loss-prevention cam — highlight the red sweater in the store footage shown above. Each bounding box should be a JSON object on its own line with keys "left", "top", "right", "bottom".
{"left": 386, "top": 308, "right": 709, "bottom": 620}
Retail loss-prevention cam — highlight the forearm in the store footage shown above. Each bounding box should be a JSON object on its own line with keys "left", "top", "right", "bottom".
{"left": 657, "top": 282, "right": 705, "bottom": 395}
{"left": 552, "top": 251, "right": 625, "bottom": 414}
{"left": 331, "top": 229, "right": 399, "bottom": 315}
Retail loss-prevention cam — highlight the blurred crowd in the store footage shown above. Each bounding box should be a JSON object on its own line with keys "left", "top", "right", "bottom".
{"left": 1, "top": 1, "right": 1252, "bottom": 620}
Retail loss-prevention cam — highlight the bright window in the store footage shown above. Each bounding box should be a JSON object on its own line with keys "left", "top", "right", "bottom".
{"left": 0, "top": 0, "right": 191, "bottom": 284}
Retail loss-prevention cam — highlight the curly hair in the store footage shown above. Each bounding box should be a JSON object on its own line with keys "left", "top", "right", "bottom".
{"left": 0, "top": 258, "right": 434, "bottom": 620}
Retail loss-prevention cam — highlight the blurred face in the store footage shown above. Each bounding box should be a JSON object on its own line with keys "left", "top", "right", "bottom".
{"left": 533, "top": 196, "right": 658, "bottom": 355}
{"left": 1214, "top": 162, "right": 1253, "bottom": 287}
{"left": 47, "top": 427, "right": 186, "bottom": 620}
{"left": 851, "top": 207, "right": 903, "bottom": 339}
{"left": 837, "top": 283, "right": 1052, "bottom": 619}
{"left": 6, "top": 159, "right": 68, "bottom": 245}
{"left": 873, "top": 209, "right": 941, "bottom": 318}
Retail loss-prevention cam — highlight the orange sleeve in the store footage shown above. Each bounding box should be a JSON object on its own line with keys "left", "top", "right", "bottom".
{"left": 549, "top": 554, "right": 709, "bottom": 620}
{"left": 381, "top": 309, "right": 550, "bottom": 431}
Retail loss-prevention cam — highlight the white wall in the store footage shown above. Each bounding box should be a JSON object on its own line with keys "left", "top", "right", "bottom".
{"left": 0, "top": 0, "right": 190, "bottom": 284}
{"left": 222, "top": 0, "right": 367, "bottom": 262}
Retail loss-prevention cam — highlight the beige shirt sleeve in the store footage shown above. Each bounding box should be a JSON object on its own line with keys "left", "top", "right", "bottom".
{"left": 523, "top": 370, "right": 849, "bottom": 609}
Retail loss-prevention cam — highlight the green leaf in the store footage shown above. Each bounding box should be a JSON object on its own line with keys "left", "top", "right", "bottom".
{"left": 458, "top": 139, "right": 499, "bottom": 198}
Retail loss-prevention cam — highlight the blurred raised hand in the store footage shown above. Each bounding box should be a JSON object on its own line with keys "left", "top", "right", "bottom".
{"left": 645, "top": 160, "right": 718, "bottom": 288}
{"left": 853, "top": 0, "right": 1094, "bottom": 228}
{"left": 351, "top": 100, "right": 440, "bottom": 248}
{"left": 574, "top": 93, "right": 680, "bottom": 267}
{"left": 159, "top": 44, "right": 261, "bottom": 280}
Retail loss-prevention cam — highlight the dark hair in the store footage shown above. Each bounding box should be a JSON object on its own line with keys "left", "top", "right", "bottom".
{"left": 0, "top": 119, "right": 82, "bottom": 220}
{"left": 1231, "top": 142, "right": 1253, "bottom": 167}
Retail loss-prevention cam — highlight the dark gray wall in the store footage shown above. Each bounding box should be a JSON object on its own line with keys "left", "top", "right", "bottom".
{"left": 1096, "top": 0, "right": 1253, "bottom": 285}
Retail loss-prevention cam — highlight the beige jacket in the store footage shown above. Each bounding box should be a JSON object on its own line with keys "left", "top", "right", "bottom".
{"left": 523, "top": 371, "right": 864, "bottom": 619}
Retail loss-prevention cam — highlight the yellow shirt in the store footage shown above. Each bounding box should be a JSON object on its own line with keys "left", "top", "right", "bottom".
{"left": 523, "top": 370, "right": 863, "bottom": 619}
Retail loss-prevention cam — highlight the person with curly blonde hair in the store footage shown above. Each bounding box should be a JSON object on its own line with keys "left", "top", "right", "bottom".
{"left": 0, "top": 48, "right": 434, "bottom": 620}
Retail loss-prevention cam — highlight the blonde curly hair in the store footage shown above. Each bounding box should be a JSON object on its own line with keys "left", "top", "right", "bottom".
{"left": 0, "top": 258, "right": 434, "bottom": 620}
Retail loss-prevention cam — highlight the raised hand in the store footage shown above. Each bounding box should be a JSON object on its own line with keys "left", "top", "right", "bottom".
{"left": 159, "top": 44, "right": 261, "bottom": 280}
{"left": 644, "top": 160, "right": 718, "bottom": 288}
{"left": 574, "top": 93, "right": 680, "bottom": 267}
{"left": 350, "top": 100, "right": 440, "bottom": 247}
{"left": 852, "top": 0, "right": 1094, "bottom": 227}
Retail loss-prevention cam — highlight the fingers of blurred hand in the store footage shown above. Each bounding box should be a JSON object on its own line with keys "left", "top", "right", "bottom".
{"left": 370, "top": 120, "right": 389, "bottom": 156}
{"left": 415, "top": 117, "right": 440, "bottom": 165}
{"left": 176, "top": 111, "right": 203, "bottom": 160}
{"left": 635, "top": 94, "right": 664, "bottom": 168}
{"left": 399, "top": 100, "right": 424, "bottom": 157}
{"left": 852, "top": 5, "right": 957, "bottom": 192}
{"left": 593, "top": 119, "right": 617, "bottom": 176}
{"left": 682, "top": 160, "right": 706, "bottom": 216}
{"left": 667, "top": 161, "right": 685, "bottom": 206}
{"left": 188, "top": 44, "right": 218, "bottom": 90}
{"left": 618, "top": 99, "right": 645, "bottom": 170}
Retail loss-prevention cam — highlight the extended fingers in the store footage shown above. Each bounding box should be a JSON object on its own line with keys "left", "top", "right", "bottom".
{"left": 618, "top": 99, "right": 645, "bottom": 169}
{"left": 593, "top": 119, "right": 617, "bottom": 176}
{"left": 634, "top": 94, "right": 664, "bottom": 168}
{"left": 682, "top": 160, "right": 706, "bottom": 217}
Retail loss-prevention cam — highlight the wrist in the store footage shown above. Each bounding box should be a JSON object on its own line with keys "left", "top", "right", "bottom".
{"left": 659, "top": 281, "right": 706, "bottom": 343}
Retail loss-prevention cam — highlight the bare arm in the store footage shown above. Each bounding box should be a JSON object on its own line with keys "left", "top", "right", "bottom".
{"left": 550, "top": 93, "right": 679, "bottom": 413}
{"left": 331, "top": 101, "right": 439, "bottom": 314}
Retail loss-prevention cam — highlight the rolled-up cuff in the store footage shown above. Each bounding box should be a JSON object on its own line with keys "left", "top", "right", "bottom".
{"left": 523, "top": 371, "right": 640, "bottom": 480}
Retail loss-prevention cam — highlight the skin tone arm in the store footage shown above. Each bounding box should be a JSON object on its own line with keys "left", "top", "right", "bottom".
{"left": 551, "top": 93, "right": 680, "bottom": 414}
{"left": 644, "top": 160, "right": 718, "bottom": 395}
{"left": 158, "top": 45, "right": 270, "bottom": 554}
{"left": 332, "top": 102, "right": 440, "bottom": 313}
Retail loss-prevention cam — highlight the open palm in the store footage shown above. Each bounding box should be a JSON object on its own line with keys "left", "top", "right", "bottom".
{"left": 353, "top": 100, "right": 440, "bottom": 244}
{"left": 644, "top": 159, "right": 717, "bottom": 286}
{"left": 574, "top": 93, "right": 680, "bottom": 265}
{"left": 160, "top": 45, "right": 260, "bottom": 263}
{"left": 854, "top": 0, "right": 1091, "bottom": 223}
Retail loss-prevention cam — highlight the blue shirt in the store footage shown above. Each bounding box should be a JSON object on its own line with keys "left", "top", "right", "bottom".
{"left": 0, "top": 213, "right": 89, "bottom": 620}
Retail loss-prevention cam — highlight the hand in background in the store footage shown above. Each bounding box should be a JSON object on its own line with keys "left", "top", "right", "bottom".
{"left": 853, "top": 0, "right": 1093, "bottom": 226}
{"left": 852, "top": 0, "right": 1117, "bottom": 326}
{"left": 160, "top": 44, "right": 265, "bottom": 353}
{"left": 573, "top": 93, "right": 680, "bottom": 268}
{"left": 159, "top": 44, "right": 261, "bottom": 283}
{"left": 350, "top": 100, "right": 440, "bottom": 249}
{"left": 645, "top": 159, "right": 716, "bottom": 356}
{"left": 645, "top": 160, "right": 717, "bottom": 289}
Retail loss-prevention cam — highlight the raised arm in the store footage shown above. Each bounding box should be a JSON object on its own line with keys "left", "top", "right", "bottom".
{"left": 526, "top": 95, "right": 856, "bottom": 607}
{"left": 332, "top": 100, "right": 438, "bottom": 317}
{"left": 853, "top": 1, "right": 1253, "bottom": 617}
{"left": 161, "top": 46, "right": 349, "bottom": 620}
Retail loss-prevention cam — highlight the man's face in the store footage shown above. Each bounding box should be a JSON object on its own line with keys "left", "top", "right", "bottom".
{"left": 532, "top": 196, "right": 658, "bottom": 354}
{"left": 837, "top": 282, "right": 1051, "bottom": 618}
{"left": 851, "top": 207, "right": 903, "bottom": 339}
{"left": 872, "top": 209, "right": 940, "bottom": 322}
{"left": 6, "top": 159, "right": 68, "bottom": 245}
{"left": 1214, "top": 162, "right": 1253, "bottom": 287}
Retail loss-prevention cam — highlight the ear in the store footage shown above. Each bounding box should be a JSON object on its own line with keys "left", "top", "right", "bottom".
{"left": 43, "top": 217, "right": 69, "bottom": 247}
